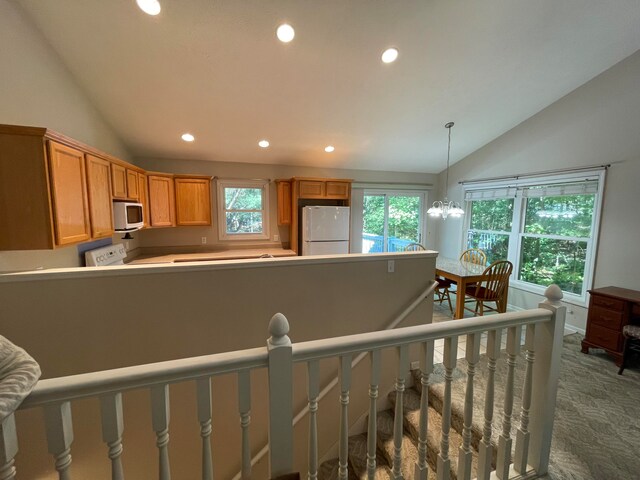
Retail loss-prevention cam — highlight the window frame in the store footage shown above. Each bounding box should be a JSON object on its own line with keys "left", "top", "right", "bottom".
{"left": 216, "top": 179, "right": 270, "bottom": 241}
{"left": 361, "top": 189, "right": 427, "bottom": 253}
{"left": 462, "top": 170, "right": 605, "bottom": 305}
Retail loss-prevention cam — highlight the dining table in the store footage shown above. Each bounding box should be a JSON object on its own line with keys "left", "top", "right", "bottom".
{"left": 435, "top": 257, "right": 489, "bottom": 319}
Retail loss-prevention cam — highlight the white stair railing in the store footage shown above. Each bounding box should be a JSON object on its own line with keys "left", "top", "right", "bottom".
{"left": 9, "top": 285, "right": 565, "bottom": 480}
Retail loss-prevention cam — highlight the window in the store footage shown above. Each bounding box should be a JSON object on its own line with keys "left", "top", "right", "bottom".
{"left": 463, "top": 171, "right": 604, "bottom": 303}
{"left": 217, "top": 179, "right": 269, "bottom": 240}
{"left": 466, "top": 198, "right": 513, "bottom": 264}
{"left": 361, "top": 190, "right": 425, "bottom": 253}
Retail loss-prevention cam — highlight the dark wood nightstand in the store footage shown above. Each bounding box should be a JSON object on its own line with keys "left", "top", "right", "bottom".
{"left": 582, "top": 286, "right": 640, "bottom": 366}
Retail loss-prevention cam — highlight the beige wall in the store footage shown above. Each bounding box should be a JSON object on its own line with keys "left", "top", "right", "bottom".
{"left": 2, "top": 253, "right": 435, "bottom": 479}
{"left": 0, "top": 0, "right": 133, "bottom": 272}
{"left": 433, "top": 50, "right": 640, "bottom": 331}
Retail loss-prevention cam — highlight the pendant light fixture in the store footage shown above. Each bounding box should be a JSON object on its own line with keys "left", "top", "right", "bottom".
{"left": 427, "top": 122, "right": 465, "bottom": 219}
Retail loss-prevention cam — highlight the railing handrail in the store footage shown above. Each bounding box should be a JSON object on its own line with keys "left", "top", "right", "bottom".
{"left": 292, "top": 308, "right": 552, "bottom": 363}
{"left": 19, "top": 309, "right": 552, "bottom": 413}
{"left": 20, "top": 346, "right": 268, "bottom": 409}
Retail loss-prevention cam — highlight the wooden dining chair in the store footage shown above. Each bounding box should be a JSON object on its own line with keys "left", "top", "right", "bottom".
{"left": 459, "top": 248, "right": 487, "bottom": 266}
{"left": 403, "top": 243, "right": 453, "bottom": 314}
{"left": 463, "top": 260, "right": 513, "bottom": 316}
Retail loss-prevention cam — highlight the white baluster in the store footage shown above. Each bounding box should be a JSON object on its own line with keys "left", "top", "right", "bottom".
{"left": 392, "top": 345, "right": 409, "bottom": 480}
{"left": 267, "top": 312, "right": 293, "bottom": 478}
{"left": 514, "top": 324, "right": 536, "bottom": 474}
{"left": 496, "top": 325, "right": 522, "bottom": 480}
{"left": 457, "top": 333, "right": 481, "bottom": 480}
{"left": 100, "top": 393, "right": 125, "bottom": 480}
{"left": 151, "top": 385, "right": 171, "bottom": 480}
{"left": 414, "top": 340, "right": 434, "bottom": 480}
{"left": 477, "top": 329, "right": 502, "bottom": 480}
{"left": 44, "top": 402, "right": 73, "bottom": 480}
{"left": 367, "top": 350, "right": 381, "bottom": 480}
{"left": 196, "top": 377, "right": 213, "bottom": 480}
{"left": 0, "top": 413, "right": 18, "bottom": 480}
{"left": 436, "top": 336, "right": 458, "bottom": 480}
{"left": 338, "top": 354, "right": 352, "bottom": 480}
{"left": 307, "top": 360, "right": 320, "bottom": 480}
{"left": 237, "top": 370, "right": 252, "bottom": 480}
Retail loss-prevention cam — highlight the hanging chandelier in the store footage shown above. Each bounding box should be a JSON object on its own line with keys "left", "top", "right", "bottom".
{"left": 427, "top": 122, "right": 464, "bottom": 219}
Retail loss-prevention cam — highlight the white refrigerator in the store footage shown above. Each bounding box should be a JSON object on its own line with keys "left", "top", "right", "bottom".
{"left": 301, "top": 206, "right": 350, "bottom": 256}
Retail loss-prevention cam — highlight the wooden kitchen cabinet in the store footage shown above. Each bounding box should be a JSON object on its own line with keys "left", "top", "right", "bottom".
{"left": 582, "top": 286, "right": 640, "bottom": 366}
{"left": 85, "top": 154, "right": 114, "bottom": 239}
{"left": 276, "top": 180, "right": 292, "bottom": 225}
{"left": 113, "top": 164, "right": 141, "bottom": 201}
{"left": 127, "top": 169, "right": 140, "bottom": 200}
{"left": 47, "top": 141, "right": 92, "bottom": 246}
{"left": 0, "top": 123, "right": 225, "bottom": 249}
{"left": 298, "top": 180, "right": 325, "bottom": 199}
{"left": 111, "top": 163, "right": 128, "bottom": 199}
{"left": 326, "top": 181, "right": 350, "bottom": 199}
{"left": 138, "top": 173, "right": 150, "bottom": 228}
{"left": 148, "top": 174, "right": 176, "bottom": 227}
{"left": 174, "top": 176, "right": 212, "bottom": 226}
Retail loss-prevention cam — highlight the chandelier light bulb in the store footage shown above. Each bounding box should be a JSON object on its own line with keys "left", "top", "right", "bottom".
{"left": 428, "top": 122, "right": 465, "bottom": 220}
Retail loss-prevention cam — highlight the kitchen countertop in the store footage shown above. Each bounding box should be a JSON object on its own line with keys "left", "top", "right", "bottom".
{"left": 127, "top": 248, "right": 297, "bottom": 265}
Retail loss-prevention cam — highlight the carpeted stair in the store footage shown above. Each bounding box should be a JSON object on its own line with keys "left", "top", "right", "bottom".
{"left": 318, "top": 359, "right": 508, "bottom": 480}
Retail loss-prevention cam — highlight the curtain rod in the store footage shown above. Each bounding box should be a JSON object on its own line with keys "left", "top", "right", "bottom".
{"left": 352, "top": 181, "right": 433, "bottom": 188}
{"left": 458, "top": 164, "right": 609, "bottom": 185}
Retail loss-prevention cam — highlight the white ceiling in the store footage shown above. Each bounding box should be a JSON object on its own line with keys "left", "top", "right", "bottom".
{"left": 15, "top": 0, "right": 640, "bottom": 173}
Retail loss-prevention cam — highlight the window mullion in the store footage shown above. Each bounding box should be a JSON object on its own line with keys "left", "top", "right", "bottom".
{"left": 383, "top": 194, "right": 390, "bottom": 252}
{"left": 510, "top": 196, "right": 524, "bottom": 276}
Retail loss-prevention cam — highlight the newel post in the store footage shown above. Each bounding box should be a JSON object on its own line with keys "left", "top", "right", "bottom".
{"left": 267, "top": 313, "right": 294, "bottom": 478}
{"left": 528, "top": 284, "right": 566, "bottom": 475}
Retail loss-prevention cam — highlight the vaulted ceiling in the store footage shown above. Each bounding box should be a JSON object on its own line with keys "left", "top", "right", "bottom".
{"left": 15, "top": 0, "right": 640, "bottom": 172}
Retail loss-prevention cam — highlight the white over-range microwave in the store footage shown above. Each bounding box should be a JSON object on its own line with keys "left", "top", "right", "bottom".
{"left": 113, "top": 201, "right": 144, "bottom": 232}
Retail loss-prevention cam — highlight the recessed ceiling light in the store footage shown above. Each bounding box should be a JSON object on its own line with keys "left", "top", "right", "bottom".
{"left": 181, "top": 133, "right": 195, "bottom": 142}
{"left": 258, "top": 140, "right": 270, "bottom": 148}
{"left": 381, "top": 48, "right": 399, "bottom": 64}
{"left": 136, "top": 0, "right": 161, "bottom": 16}
{"left": 324, "top": 146, "right": 335, "bottom": 153}
{"left": 276, "top": 24, "right": 295, "bottom": 43}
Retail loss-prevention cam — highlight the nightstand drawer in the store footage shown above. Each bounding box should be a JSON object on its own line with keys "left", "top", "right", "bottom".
{"left": 589, "top": 305, "right": 624, "bottom": 330}
{"left": 587, "top": 323, "right": 622, "bottom": 352}
{"left": 592, "top": 295, "right": 625, "bottom": 311}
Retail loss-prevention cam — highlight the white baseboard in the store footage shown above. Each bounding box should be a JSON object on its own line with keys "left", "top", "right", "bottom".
{"left": 563, "top": 324, "right": 585, "bottom": 335}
